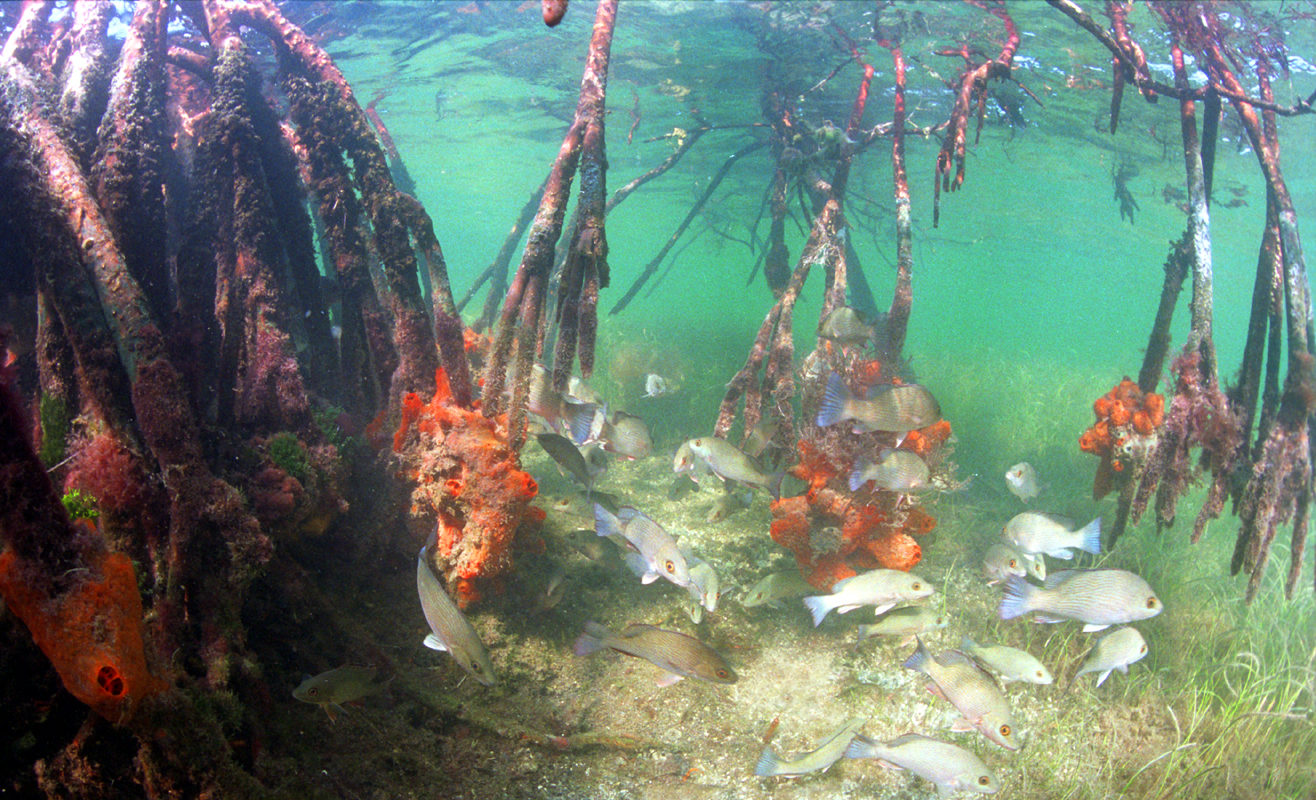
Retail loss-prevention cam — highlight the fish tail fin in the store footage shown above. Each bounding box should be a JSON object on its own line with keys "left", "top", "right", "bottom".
{"left": 901, "top": 636, "right": 931, "bottom": 674}
{"left": 816, "top": 373, "right": 853, "bottom": 428}
{"left": 593, "top": 503, "right": 620, "bottom": 539}
{"left": 960, "top": 635, "right": 978, "bottom": 652}
{"left": 568, "top": 402, "right": 600, "bottom": 445}
{"left": 843, "top": 734, "right": 878, "bottom": 760}
{"left": 998, "top": 575, "right": 1035, "bottom": 620}
{"left": 754, "top": 746, "right": 783, "bottom": 777}
{"left": 803, "top": 594, "right": 834, "bottom": 627}
{"left": 767, "top": 470, "right": 786, "bottom": 501}
{"left": 572, "top": 621, "right": 610, "bottom": 657}
{"left": 848, "top": 459, "right": 871, "bottom": 492}
{"left": 1078, "top": 517, "right": 1102, "bottom": 554}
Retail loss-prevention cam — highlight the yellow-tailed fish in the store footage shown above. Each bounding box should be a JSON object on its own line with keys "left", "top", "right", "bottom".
{"left": 998, "top": 568, "right": 1162, "bottom": 632}
{"left": 803, "top": 568, "right": 934, "bottom": 627}
{"left": 1075, "top": 626, "right": 1148, "bottom": 687}
{"left": 1003, "top": 511, "right": 1101, "bottom": 560}
{"left": 755, "top": 717, "right": 866, "bottom": 777}
{"left": 416, "top": 546, "right": 498, "bottom": 686}
{"left": 960, "top": 636, "right": 1053, "bottom": 685}
{"left": 844, "top": 733, "right": 1000, "bottom": 795}
{"left": 857, "top": 605, "right": 948, "bottom": 643}
{"left": 573, "top": 621, "right": 736, "bottom": 686}
{"left": 903, "top": 637, "right": 1020, "bottom": 751}
{"left": 293, "top": 665, "right": 392, "bottom": 722}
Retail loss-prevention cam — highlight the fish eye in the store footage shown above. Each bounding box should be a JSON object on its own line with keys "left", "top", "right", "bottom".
{"left": 911, "top": 582, "right": 921, "bottom": 590}
{"left": 1008, "top": 559, "right": 1017, "bottom": 568}
{"left": 307, "top": 687, "right": 318, "bottom": 696}
{"left": 1036, "top": 671, "right": 1044, "bottom": 678}
{"left": 470, "top": 662, "right": 483, "bottom": 673}
{"left": 1140, "top": 644, "right": 1148, "bottom": 653}
{"left": 937, "top": 617, "right": 945, "bottom": 625}
{"left": 1146, "top": 596, "right": 1158, "bottom": 608}
{"left": 715, "top": 668, "right": 729, "bottom": 679}
{"left": 979, "top": 776, "right": 991, "bottom": 786}
{"left": 665, "top": 560, "right": 676, "bottom": 573}
{"left": 999, "top": 724, "right": 1012, "bottom": 737}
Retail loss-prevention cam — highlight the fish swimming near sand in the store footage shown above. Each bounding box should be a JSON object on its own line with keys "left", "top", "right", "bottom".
{"left": 599, "top": 410, "right": 653, "bottom": 459}
{"left": 1004, "top": 511, "right": 1101, "bottom": 560}
{"left": 857, "top": 605, "right": 948, "bottom": 644}
{"left": 816, "top": 372, "right": 941, "bottom": 434}
{"left": 642, "top": 373, "right": 668, "bottom": 398}
{"left": 849, "top": 448, "right": 930, "bottom": 493}
{"left": 1074, "top": 626, "right": 1148, "bottom": 687}
{"left": 845, "top": 733, "right": 1000, "bottom": 795}
{"left": 682, "top": 436, "right": 785, "bottom": 499}
{"left": 293, "top": 665, "right": 393, "bottom": 722}
{"left": 682, "top": 553, "right": 723, "bottom": 623}
{"left": 573, "top": 621, "right": 737, "bottom": 686}
{"left": 960, "top": 636, "right": 1053, "bottom": 685}
{"left": 998, "top": 569, "right": 1162, "bottom": 632}
{"left": 707, "top": 488, "right": 753, "bottom": 522}
{"left": 755, "top": 717, "right": 866, "bottom": 777}
{"left": 417, "top": 546, "right": 498, "bottom": 686}
{"left": 1005, "top": 462, "right": 1040, "bottom": 502}
{"left": 903, "top": 637, "right": 1020, "bottom": 751}
{"left": 742, "top": 570, "right": 817, "bottom": 609}
{"left": 535, "top": 432, "right": 596, "bottom": 490}
{"left": 594, "top": 504, "right": 692, "bottom": 588}
{"left": 803, "top": 568, "right": 934, "bottom": 626}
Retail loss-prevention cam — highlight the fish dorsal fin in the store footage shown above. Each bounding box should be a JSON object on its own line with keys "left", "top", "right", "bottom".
{"left": 616, "top": 506, "right": 640, "bottom": 523}
{"left": 1032, "top": 511, "right": 1076, "bottom": 528}
{"left": 1044, "top": 569, "right": 1077, "bottom": 589}
{"left": 618, "top": 623, "right": 658, "bottom": 639}
{"left": 940, "top": 649, "right": 1002, "bottom": 687}
{"left": 885, "top": 733, "right": 929, "bottom": 746}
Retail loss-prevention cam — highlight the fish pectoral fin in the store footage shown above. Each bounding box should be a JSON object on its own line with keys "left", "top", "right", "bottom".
{"left": 1117, "top": 664, "right": 1130, "bottom": 674}
{"left": 655, "top": 671, "right": 685, "bottom": 688}
{"left": 641, "top": 571, "right": 660, "bottom": 584}
{"left": 871, "top": 603, "right": 896, "bottom": 616}
{"left": 423, "top": 634, "right": 450, "bottom": 652}
{"left": 1081, "top": 623, "right": 1111, "bottom": 633}
{"left": 949, "top": 716, "right": 976, "bottom": 733}
{"left": 1096, "top": 670, "right": 1112, "bottom": 687}
{"left": 325, "top": 703, "right": 347, "bottom": 723}
{"left": 926, "top": 683, "right": 948, "bottom": 702}
{"left": 836, "top": 604, "right": 861, "bottom": 614}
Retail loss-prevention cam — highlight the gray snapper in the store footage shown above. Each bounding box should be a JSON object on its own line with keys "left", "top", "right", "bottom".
{"left": 903, "top": 637, "right": 1020, "bottom": 751}
{"left": 292, "top": 665, "right": 393, "bottom": 722}
{"left": 816, "top": 372, "right": 941, "bottom": 433}
{"left": 998, "top": 569, "right": 1162, "bottom": 631}
{"left": 1005, "top": 462, "right": 1040, "bottom": 502}
{"left": 534, "top": 432, "right": 595, "bottom": 490}
{"left": 594, "top": 504, "right": 692, "bottom": 588}
{"left": 857, "top": 605, "right": 948, "bottom": 643}
{"left": 755, "top": 717, "right": 866, "bottom": 777}
{"left": 742, "top": 570, "right": 818, "bottom": 609}
{"left": 845, "top": 733, "right": 1001, "bottom": 795}
{"left": 416, "top": 546, "right": 498, "bottom": 685}
{"left": 683, "top": 436, "right": 785, "bottom": 499}
{"left": 849, "top": 448, "right": 930, "bottom": 493}
{"left": 817, "top": 307, "right": 875, "bottom": 349}
{"left": 1004, "top": 511, "right": 1101, "bottom": 560}
{"left": 803, "top": 568, "right": 934, "bottom": 626}
{"left": 600, "top": 411, "right": 653, "bottom": 459}
{"left": 573, "top": 621, "right": 736, "bottom": 685}
{"left": 960, "top": 636, "right": 1053, "bottom": 685}
{"left": 1075, "top": 626, "right": 1148, "bottom": 687}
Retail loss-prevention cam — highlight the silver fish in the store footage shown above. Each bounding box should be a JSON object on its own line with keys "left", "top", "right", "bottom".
{"left": 643, "top": 373, "right": 668, "bottom": 398}
{"left": 845, "top": 733, "right": 1001, "bottom": 795}
{"left": 817, "top": 306, "right": 875, "bottom": 349}
{"left": 849, "top": 448, "right": 930, "bottom": 492}
{"left": 567, "top": 374, "right": 604, "bottom": 405}
{"left": 683, "top": 554, "right": 722, "bottom": 620}
{"left": 1075, "top": 626, "right": 1148, "bottom": 686}
{"left": 755, "top": 717, "right": 866, "bottom": 777}
{"left": 1005, "top": 462, "right": 1040, "bottom": 502}
{"left": 803, "top": 568, "right": 934, "bottom": 626}
{"left": 594, "top": 504, "right": 692, "bottom": 588}
{"left": 742, "top": 418, "right": 781, "bottom": 459}
{"left": 573, "top": 621, "right": 737, "bottom": 685}
{"left": 683, "top": 436, "right": 784, "bottom": 499}
{"left": 960, "top": 636, "right": 1053, "bottom": 685}
{"left": 998, "top": 569, "right": 1162, "bottom": 632}
{"left": 982, "top": 542, "right": 1035, "bottom": 585}
{"left": 707, "top": 489, "right": 753, "bottom": 522}
{"left": 742, "top": 571, "right": 817, "bottom": 609}
{"left": 292, "top": 665, "right": 392, "bottom": 722}
{"left": 1004, "top": 512, "right": 1101, "bottom": 560}
{"left": 416, "top": 546, "right": 498, "bottom": 686}
{"left": 535, "top": 432, "right": 594, "bottom": 489}
{"left": 600, "top": 411, "right": 652, "bottom": 460}
{"left": 903, "top": 637, "right": 1020, "bottom": 751}
{"left": 816, "top": 372, "right": 942, "bottom": 434}
{"left": 857, "top": 605, "right": 948, "bottom": 642}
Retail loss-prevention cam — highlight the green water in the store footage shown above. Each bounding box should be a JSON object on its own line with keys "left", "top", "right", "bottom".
{"left": 285, "top": 2, "right": 1315, "bottom": 797}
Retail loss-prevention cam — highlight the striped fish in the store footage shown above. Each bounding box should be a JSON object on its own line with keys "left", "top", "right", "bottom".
{"left": 845, "top": 733, "right": 1000, "bottom": 794}
{"left": 1075, "top": 626, "right": 1148, "bottom": 687}
{"left": 998, "top": 569, "right": 1162, "bottom": 632}
{"left": 903, "top": 637, "right": 1020, "bottom": 751}
{"left": 756, "top": 717, "right": 866, "bottom": 777}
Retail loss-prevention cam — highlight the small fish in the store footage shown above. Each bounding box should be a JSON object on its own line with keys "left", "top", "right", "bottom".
{"left": 573, "top": 621, "right": 737, "bottom": 685}
{"left": 707, "top": 488, "right": 753, "bottom": 522}
{"left": 567, "top": 374, "right": 604, "bottom": 405}
{"left": 533, "top": 564, "right": 570, "bottom": 614}
{"left": 755, "top": 717, "right": 866, "bottom": 777}
{"left": 600, "top": 411, "right": 653, "bottom": 460}
{"left": 849, "top": 448, "right": 930, "bottom": 493}
{"left": 816, "top": 372, "right": 941, "bottom": 434}
{"left": 567, "top": 528, "right": 626, "bottom": 572}
{"left": 844, "top": 733, "right": 1001, "bottom": 795}
{"left": 803, "top": 568, "right": 934, "bottom": 626}
{"left": 1005, "top": 462, "right": 1040, "bottom": 502}
{"left": 742, "top": 418, "right": 781, "bottom": 459}
{"left": 982, "top": 542, "right": 1036, "bottom": 585}
{"left": 529, "top": 364, "right": 598, "bottom": 439}
{"left": 535, "top": 432, "right": 595, "bottom": 490}
{"left": 668, "top": 472, "right": 701, "bottom": 500}
{"left": 292, "top": 665, "right": 392, "bottom": 722}
{"left": 642, "top": 373, "right": 668, "bottom": 398}
{"left": 1075, "top": 626, "right": 1148, "bottom": 687}
{"left": 857, "top": 605, "right": 948, "bottom": 642}
{"left": 416, "top": 547, "right": 498, "bottom": 686}
{"left": 817, "top": 306, "right": 875, "bottom": 349}
{"left": 998, "top": 569, "right": 1162, "bottom": 632}
{"left": 742, "top": 570, "right": 817, "bottom": 609}
{"left": 903, "top": 637, "right": 1020, "bottom": 751}
{"left": 1004, "top": 512, "right": 1101, "bottom": 559}
{"left": 580, "top": 441, "right": 609, "bottom": 480}
{"left": 594, "top": 504, "right": 691, "bottom": 588}
{"left": 672, "top": 440, "right": 711, "bottom": 479}
{"left": 683, "top": 555, "right": 722, "bottom": 623}
{"left": 683, "top": 437, "right": 785, "bottom": 499}
{"left": 960, "top": 636, "right": 1053, "bottom": 685}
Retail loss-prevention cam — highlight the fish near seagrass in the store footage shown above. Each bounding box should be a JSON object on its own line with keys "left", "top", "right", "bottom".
{"left": 1004, "top": 462, "right": 1040, "bottom": 502}
{"left": 682, "top": 436, "right": 785, "bottom": 499}
{"left": 844, "top": 733, "right": 1001, "bottom": 795}
{"left": 742, "top": 570, "right": 817, "bottom": 609}
{"left": 1004, "top": 511, "right": 1101, "bottom": 560}
{"left": 682, "top": 553, "right": 723, "bottom": 623}
{"left": 535, "top": 432, "right": 595, "bottom": 490}
{"left": 573, "top": 621, "right": 737, "bottom": 686}
{"left": 849, "top": 448, "right": 930, "bottom": 493}
{"left": 816, "top": 372, "right": 942, "bottom": 434}
{"left": 707, "top": 488, "right": 753, "bottom": 522}
{"left": 594, "top": 504, "right": 692, "bottom": 588}
{"left": 642, "top": 373, "right": 668, "bottom": 398}
{"left": 803, "top": 568, "right": 935, "bottom": 627}
{"left": 817, "top": 306, "right": 875, "bottom": 349}
{"left": 1074, "top": 626, "right": 1148, "bottom": 687}
{"left": 416, "top": 546, "right": 498, "bottom": 686}
{"left": 292, "top": 665, "right": 393, "bottom": 722}
{"left": 998, "top": 569, "right": 1162, "bottom": 632}
{"left": 903, "top": 637, "right": 1021, "bottom": 751}
{"left": 755, "top": 717, "right": 866, "bottom": 777}
{"left": 982, "top": 542, "right": 1044, "bottom": 585}
{"left": 960, "top": 636, "right": 1053, "bottom": 685}
{"left": 599, "top": 410, "right": 653, "bottom": 459}
{"left": 857, "top": 605, "right": 948, "bottom": 644}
